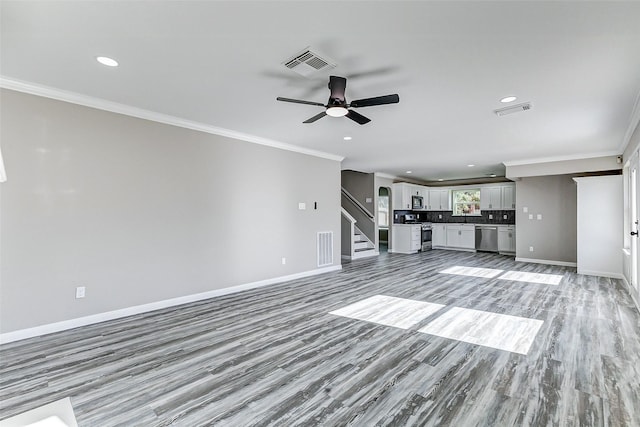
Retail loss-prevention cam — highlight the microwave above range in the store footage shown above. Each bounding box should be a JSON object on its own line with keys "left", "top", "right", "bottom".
{"left": 412, "top": 195, "right": 424, "bottom": 210}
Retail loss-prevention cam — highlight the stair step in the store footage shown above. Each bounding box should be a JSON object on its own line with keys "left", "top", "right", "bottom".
{"left": 354, "top": 241, "right": 370, "bottom": 250}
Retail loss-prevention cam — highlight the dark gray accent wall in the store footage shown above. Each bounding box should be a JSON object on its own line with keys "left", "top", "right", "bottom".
{"left": 0, "top": 89, "right": 341, "bottom": 333}
{"left": 341, "top": 170, "right": 375, "bottom": 215}
{"left": 515, "top": 175, "right": 577, "bottom": 263}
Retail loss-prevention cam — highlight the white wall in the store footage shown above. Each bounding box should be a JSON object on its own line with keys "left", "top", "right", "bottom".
{"left": 574, "top": 176, "right": 623, "bottom": 278}
{"left": 0, "top": 89, "right": 341, "bottom": 335}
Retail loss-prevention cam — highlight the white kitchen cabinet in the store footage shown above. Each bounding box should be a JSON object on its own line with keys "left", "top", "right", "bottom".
{"left": 501, "top": 184, "right": 516, "bottom": 210}
{"left": 432, "top": 223, "right": 447, "bottom": 247}
{"left": 391, "top": 224, "right": 421, "bottom": 254}
{"left": 445, "top": 224, "right": 475, "bottom": 249}
{"left": 427, "top": 189, "right": 451, "bottom": 211}
{"left": 498, "top": 226, "right": 515, "bottom": 253}
{"left": 392, "top": 183, "right": 426, "bottom": 210}
{"left": 480, "top": 187, "right": 502, "bottom": 210}
{"left": 392, "top": 183, "right": 412, "bottom": 210}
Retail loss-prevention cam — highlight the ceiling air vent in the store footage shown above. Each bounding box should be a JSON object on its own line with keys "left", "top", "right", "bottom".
{"left": 494, "top": 102, "right": 532, "bottom": 116}
{"left": 282, "top": 47, "right": 336, "bottom": 77}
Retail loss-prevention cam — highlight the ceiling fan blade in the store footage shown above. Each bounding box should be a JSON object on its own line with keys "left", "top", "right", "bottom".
{"left": 303, "top": 111, "right": 327, "bottom": 123}
{"left": 350, "top": 94, "right": 400, "bottom": 108}
{"left": 328, "top": 76, "right": 347, "bottom": 102}
{"left": 346, "top": 110, "right": 371, "bottom": 125}
{"left": 276, "top": 97, "right": 325, "bottom": 107}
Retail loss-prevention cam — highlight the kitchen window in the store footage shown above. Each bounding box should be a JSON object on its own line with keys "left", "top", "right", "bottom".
{"left": 452, "top": 189, "right": 481, "bottom": 216}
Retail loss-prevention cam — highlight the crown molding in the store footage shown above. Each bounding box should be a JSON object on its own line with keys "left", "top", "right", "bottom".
{"left": 502, "top": 151, "right": 619, "bottom": 167}
{"left": 374, "top": 172, "right": 398, "bottom": 180}
{"left": 0, "top": 76, "right": 345, "bottom": 163}
{"left": 619, "top": 87, "right": 640, "bottom": 153}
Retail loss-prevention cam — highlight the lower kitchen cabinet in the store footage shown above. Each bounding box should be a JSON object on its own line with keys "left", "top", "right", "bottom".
{"left": 391, "top": 224, "right": 421, "bottom": 254}
{"left": 444, "top": 224, "right": 475, "bottom": 249}
{"left": 432, "top": 224, "right": 447, "bottom": 247}
{"left": 498, "top": 226, "right": 516, "bottom": 254}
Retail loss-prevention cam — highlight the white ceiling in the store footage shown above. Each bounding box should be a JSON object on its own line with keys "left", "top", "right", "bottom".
{"left": 2, "top": 1, "right": 640, "bottom": 182}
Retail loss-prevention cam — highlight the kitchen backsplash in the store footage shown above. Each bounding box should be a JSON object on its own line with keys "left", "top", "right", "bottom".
{"left": 393, "top": 210, "right": 515, "bottom": 225}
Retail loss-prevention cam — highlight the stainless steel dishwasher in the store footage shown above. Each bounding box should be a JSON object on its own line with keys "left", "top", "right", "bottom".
{"left": 475, "top": 226, "right": 498, "bottom": 252}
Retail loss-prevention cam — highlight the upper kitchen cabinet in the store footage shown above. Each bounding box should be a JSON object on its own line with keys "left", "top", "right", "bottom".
{"left": 501, "top": 184, "right": 516, "bottom": 210}
{"left": 480, "top": 184, "right": 516, "bottom": 210}
{"left": 480, "top": 187, "right": 502, "bottom": 210}
{"left": 427, "top": 189, "right": 451, "bottom": 211}
{"left": 393, "top": 183, "right": 426, "bottom": 210}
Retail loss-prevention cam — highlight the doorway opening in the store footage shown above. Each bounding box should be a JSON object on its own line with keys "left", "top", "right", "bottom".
{"left": 378, "top": 187, "right": 391, "bottom": 253}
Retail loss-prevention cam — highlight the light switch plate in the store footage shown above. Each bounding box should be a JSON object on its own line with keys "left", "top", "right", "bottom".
{"left": 528, "top": 214, "right": 533, "bottom": 220}
{"left": 298, "top": 202, "right": 306, "bottom": 210}
{"left": 537, "top": 214, "right": 542, "bottom": 220}
{"left": 523, "top": 207, "right": 528, "bottom": 213}
{"left": 365, "top": 197, "right": 372, "bottom": 203}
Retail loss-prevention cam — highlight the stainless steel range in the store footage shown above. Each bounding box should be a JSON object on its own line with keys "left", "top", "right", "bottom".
{"left": 420, "top": 222, "right": 433, "bottom": 251}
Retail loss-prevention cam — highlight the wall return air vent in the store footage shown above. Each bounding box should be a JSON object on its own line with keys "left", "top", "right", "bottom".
{"left": 282, "top": 47, "right": 336, "bottom": 77}
{"left": 494, "top": 102, "right": 532, "bottom": 116}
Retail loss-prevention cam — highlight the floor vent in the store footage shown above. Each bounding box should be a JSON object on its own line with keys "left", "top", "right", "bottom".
{"left": 494, "top": 102, "right": 532, "bottom": 116}
{"left": 283, "top": 47, "right": 336, "bottom": 77}
{"left": 317, "top": 231, "right": 334, "bottom": 267}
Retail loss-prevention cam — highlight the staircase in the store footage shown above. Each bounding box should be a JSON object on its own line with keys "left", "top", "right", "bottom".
{"left": 341, "top": 206, "right": 379, "bottom": 260}
{"left": 352, "top": 225, "right": 378, "bottom": 259}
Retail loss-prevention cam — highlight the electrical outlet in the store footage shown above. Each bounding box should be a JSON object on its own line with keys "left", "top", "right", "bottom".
{"left": 523, "top": 206, "right": 528, "bottom": 213}
{"left": 529, "top": 246, "right": 534, "bottom": 252}
{"left": 528, "top": 214, "right": 533, "bottom": 220}
{"left": 438, "top": 214, "right": 442, "bottom": 219}
{"left": 75, "top": 286, "right": 86, "bottom": 299}
{"left": 537, "top": 214, "right": 542, "bottom": 220}
{"left": 298, "top": 203, "right": 306, "bottom": 210}
{"left": 489, "top": 214, "right": 493, "bottom": 220}
{"left": 281, "top": 257, "right": 286, "bottom": 265}
{"left": 503, "top": 215, "right": 508, "bottom": 219}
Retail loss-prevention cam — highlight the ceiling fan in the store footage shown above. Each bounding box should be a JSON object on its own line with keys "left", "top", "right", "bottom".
{"left": 276, "top": 75, "right": 399, "bottom": 125}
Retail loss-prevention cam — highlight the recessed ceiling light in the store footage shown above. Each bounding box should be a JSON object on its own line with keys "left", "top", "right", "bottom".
{"left": 438, "top": 179, "right": 444, "bottom": 182}
{"left": 343, "top": 136, "right": 352, "bottom": 141}
{"left": 96, "top": 56, "right": 118, "bottom": 67}
{"left": 467, "top": 164, "right": 475, "bottom": 167}
{"left": 490, "top": 174, "right": 497, "bottom": 178}
{"left": 500, "top": 96, "right": 517, "bottom": 103}
{"left": 406, "top": 170, "right": 412, "bottom": 174}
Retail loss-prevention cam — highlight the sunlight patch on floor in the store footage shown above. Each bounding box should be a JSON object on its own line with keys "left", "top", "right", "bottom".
{"left": 439, "top": 265, "right": 504, "bottom": 278}
{"left": 440, "top": 265, "right": 564, "bottom": 286}
{"left": 0, "top": 397, "right": 77, "bottom": 427}
{"left": 499, "top": 270, "right": 563, "bottom": 285}
{"left": 329, "top": 295, "right": 445, "bottom": 330}
{"left": 419, "top": 307, "right": 544, "bottom": 355}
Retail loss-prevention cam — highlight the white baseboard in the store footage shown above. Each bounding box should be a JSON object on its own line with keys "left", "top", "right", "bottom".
{"left": 515, "top": 257, "right": 577, "bottom": 267}
{"left": 577, "top": 269, "right": 624, "bottom": 279}
{"left": 0, "top": 265, "right": 342, "bottom": 344}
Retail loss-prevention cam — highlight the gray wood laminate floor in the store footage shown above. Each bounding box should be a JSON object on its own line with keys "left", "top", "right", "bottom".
{"left": 1, "top": 250, "right": 640, "bottom": 426}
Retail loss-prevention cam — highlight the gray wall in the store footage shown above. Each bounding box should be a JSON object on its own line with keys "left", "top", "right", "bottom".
{"left": 515, "top": 175, "right": 577, "bottom": 263}
{"left": 341, "top": 170, "right": 375, "bottom": 215}
{"left": 0, "top": 89, "right": 341, "bottom": 333}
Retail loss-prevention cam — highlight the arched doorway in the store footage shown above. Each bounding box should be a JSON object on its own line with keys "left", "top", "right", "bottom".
{"left": 378, "top": 187, "right": 391, "bottom": 253}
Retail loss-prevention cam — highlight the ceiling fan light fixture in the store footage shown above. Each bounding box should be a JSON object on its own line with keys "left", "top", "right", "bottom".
{"left": 96, "top": 56, "right": 118, "bottom": 67}
{"left": 326, "top": 107, "right": 348, "bottom": 117}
